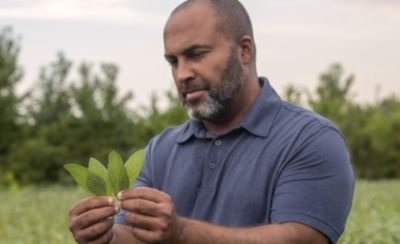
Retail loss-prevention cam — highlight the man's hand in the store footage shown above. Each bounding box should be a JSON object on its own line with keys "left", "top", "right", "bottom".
{"left": 119, "top": 187, "right": 183, "bottom": 243}
{"left": 69, "top": 196, "right": 119, "bottom": 244}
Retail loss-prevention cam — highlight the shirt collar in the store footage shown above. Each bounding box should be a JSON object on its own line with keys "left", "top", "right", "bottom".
{"left": 176, "top": 77, "right": 282, "bottom": 143}
{"left": 176, "top": 119, "right": 205, "bottom": 143}
{"left": 239, "top": 77, "right": 282, "bottom": 138}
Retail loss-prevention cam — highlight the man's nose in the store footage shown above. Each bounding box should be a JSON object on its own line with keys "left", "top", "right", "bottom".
{"left": 175, "top": 60, "right": 195, "bottom": 84}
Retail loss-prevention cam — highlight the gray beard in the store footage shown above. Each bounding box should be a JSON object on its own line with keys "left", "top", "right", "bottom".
{"left": 185, "top": 48, "right": 244, "bottom": 122}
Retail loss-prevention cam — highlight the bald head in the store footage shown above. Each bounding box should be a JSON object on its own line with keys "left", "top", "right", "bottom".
{"left": 170, "top": 0, "right": 254, "bottom": 45}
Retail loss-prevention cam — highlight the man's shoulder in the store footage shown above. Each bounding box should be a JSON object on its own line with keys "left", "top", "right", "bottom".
{"left": 148, "top": 120, "right": 191, "bottom": 149}
{"left": 276, "top": 101, "right": 342, "bottom": 136}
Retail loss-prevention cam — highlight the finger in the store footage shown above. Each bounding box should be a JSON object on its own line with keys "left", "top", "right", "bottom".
{"left": 131, "top": 226, "right": 164, "bottom": 243}
{"left": 119, "top": 187, "right": 171, "bottom": 203}
{"left": 74, "top": 218, "right": 113, "bottom": 243}
{"left": 120, "top": 198, "right": 159, "bottom": 216}
{"left": 87, "top": 227, "right": 114, "bottom": 244}
{"left": 87, "top": 229, "right": 114, "bottom": 244}
{"left": 73, "top": 205, "right": 119, "bottom": 230}
{"left": 125, "top": 212, "right": 167, "bottom": 231}
{"left": 70, "top": 196, "right": 114, "bottom": 217}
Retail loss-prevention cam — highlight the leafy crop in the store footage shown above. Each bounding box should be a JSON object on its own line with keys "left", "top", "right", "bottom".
{"left": 64, "top": 150, "right": 144, "bottom": 198}
{"left": 0, "top": 181, "right": 399, "bottom": 243}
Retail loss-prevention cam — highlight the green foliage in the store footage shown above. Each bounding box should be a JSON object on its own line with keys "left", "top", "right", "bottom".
{"left": 27, "top": 52, "right": 71, "bottom": 126}
{"left": 64, "top": 150, "right": 143, "bottom": 197}
{"left": 64, "top": 164, "right": 90, "bottom": 192}
{"left": 86, "top": 170, "right": 107, "bottom": 196}
{"left": 107, "top": 151, "right": 130, "bottom": 197}
{"left": 6, "top": 137, "right": 69, "bottom": 184}
{"left": 125, "top": 149, "right": 145, "bottom": 185}
{"left": 134, "top": 91, "right": 187, "bottom": 146}
{"left": 309, "top": 63, "right": 355, "bottom": 126}
{"left": 338, "top": 180, "right": 400, "bottom": 243}
{"left": 0, "top": 181, "right": 398, "bottom": 243}
{"left": 0, "top": 170, "right": 19, "bottom": 192}
{"left": 0, "top": 185, "right": 86, "bottom": 243}
{"left": 88, "top": 157, "right": 111, "bottom": 194}
{"left": 0, "top": 27, "right": 24, "bottom": 174}
{"left": 354, "top": 97, "right": 400, "bottom": 178}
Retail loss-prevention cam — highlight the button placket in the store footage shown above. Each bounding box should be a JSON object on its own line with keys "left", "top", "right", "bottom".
{"left": 201, "top": 138, "right": 223, "bottom": 189}
{"left": 209, "top": 161, "right": 216, "bottom": 170}
{"left": 208, "top": 139, "right": 222, "bottom": 170}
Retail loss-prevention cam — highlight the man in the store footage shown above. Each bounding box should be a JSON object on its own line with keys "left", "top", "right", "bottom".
{"left": 68, "top": 0, "right": 354, "bottom": 243}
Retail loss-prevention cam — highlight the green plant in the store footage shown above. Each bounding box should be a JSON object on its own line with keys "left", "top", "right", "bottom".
{"left": 64, "top": 149, "right": 144, "bottom": 198}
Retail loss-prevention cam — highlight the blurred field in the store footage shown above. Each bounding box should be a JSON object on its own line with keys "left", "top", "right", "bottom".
{"left": 0, "top": 186, "right": 86, "bottom": 244}
{"left": 0, "top": 180, "right": 399, "bottom": 243}
{"left": 339, "top": 180, "right": 400, "bottom": 244}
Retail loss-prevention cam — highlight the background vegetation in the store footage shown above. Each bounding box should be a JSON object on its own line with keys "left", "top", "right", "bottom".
{"left": 1, "top": 181, "right": 399, "bottom": 244}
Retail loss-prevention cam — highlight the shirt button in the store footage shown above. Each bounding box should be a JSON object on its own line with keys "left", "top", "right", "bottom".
{"left": 214, "top": 140, "right": 222, "bottom": 146}
{"left": 209, "top": 162, "right": 216, "bottom": 170}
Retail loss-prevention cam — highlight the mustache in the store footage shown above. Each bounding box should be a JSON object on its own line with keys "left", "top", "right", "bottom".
{"left": 180, "top": 81, "right": 210, "bottom": 94}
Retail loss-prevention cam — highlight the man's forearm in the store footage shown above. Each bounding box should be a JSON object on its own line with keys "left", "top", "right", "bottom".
{"left": 111, "top": 219, "right": 327, "bottom": 244}
{"left": 175, "top": 218, "right": 327, "bottom": 244}
{"left": 111, "top": 224, "right": 143, "bottom": 244}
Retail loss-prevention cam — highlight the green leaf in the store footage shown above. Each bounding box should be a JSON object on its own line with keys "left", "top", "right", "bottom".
{"left": 64, "top": 164, "right": 89, "bottom": 192}
{"left": 88, "top": 157, "right": 112, "bottom": 195}
{"left": 108, "top": 150, "right": 129, "bottom": 197}
{"left": 125, "top": 149, "right": 144, "bottom": 186}
{"left": 86, "top": 170, "right": 107, "bottom": 196}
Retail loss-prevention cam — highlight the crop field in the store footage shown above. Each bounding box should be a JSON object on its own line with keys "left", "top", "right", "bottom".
{"left": 0, "top": 180, "right": 399, "bottom": 243}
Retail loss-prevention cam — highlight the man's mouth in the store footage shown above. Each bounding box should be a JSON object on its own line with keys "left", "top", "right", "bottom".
{"left": 180, "top": 82, "right": 209, "bottom": 104}
{"left": 185, "top": 90, "right": 207, "bottom": 103}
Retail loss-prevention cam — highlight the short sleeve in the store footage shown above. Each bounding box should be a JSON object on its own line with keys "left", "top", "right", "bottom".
{"left": 270, "top": 127, "right": 355, "bottom": 243}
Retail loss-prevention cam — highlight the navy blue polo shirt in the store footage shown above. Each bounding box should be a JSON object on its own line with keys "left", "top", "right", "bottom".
{"left": 116, "top": 77, "right": 355, "bottom": 243}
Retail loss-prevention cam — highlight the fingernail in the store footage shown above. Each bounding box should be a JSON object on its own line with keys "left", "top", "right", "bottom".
{"left": 108, "top": 197, "right": 114, "bottom": 205}
{"left": 114, "top": 205, "right": 120, "bottom": 213}
{"left": 117, "top": 191, "right": 123, "bottom": 200}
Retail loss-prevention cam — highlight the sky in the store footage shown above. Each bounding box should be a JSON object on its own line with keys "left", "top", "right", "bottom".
{"left": 1, "top": 0, "right": 399, "bottom": 107}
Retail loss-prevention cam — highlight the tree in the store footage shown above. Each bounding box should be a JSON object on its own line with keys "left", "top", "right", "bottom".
{"left": 6, "top": 53, "right": 72, "bottom": 184}
{"left": 69, "top": 61, "right": 137, "bottom": 161}
{"left": 7, "top": 53, "right": 141, "bottom": 184}
{"left": 27, "top": 52, "right": 72, "bottom": 126}
{"left": 308, "top": 63, "right": 355, "bottom": 126}
{"left": 0, "top": 27, "right": 24, "bottom": 187}
{"left": 134, "top": 91, "right": 187, "bottom": 147}
{"left": 357, "top": 97, "right": 400, "bottom": 178}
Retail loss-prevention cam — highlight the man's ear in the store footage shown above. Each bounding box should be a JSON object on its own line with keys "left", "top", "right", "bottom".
{"left": 238, "top": 35, "right": 254, "bottom": 65}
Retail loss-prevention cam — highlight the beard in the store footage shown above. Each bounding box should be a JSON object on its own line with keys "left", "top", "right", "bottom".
{"left": 181, "top": 47, "right": 245, "bottom": 122}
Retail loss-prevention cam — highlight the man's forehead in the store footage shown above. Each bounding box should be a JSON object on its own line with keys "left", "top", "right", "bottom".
{"left": 163, "top": 3, "right": 221, "bottom": 54}
{"left": 168, "top": 1, "right": 215, "bottom": 21}
{"left": 164, "top": 2, "right": 217, "bottom": 34}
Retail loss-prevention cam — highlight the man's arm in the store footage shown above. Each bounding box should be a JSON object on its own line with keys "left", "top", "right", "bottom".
{"left": 117, "top": 187, "right": 328, "bottom": 244}
{"left": 111, "top": 213, "right": 327, "bottom": 244}
{"left": 111, "top": 224, "right": 142, "bottom": 244}
{"left": 112, "top": 219, "right": 327, "bottom": 244}
{"left": 174, "top": 218, "right": 327, "bottom": 244}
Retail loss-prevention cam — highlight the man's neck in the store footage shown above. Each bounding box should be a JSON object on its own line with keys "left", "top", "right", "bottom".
{"left": 203, "top": 77, "right": 261, "bottom": 135}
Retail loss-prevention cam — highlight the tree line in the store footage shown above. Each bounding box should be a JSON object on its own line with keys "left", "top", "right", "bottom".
{"left": 0, "top": 27, "right": 399, "bottom": 189}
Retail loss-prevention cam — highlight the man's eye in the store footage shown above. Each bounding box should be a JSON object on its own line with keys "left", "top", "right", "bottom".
{"left": 189, "top": 51, "right": 207, "bottom": 59}
{"left": 167, "top": 58, "right": 178, "bottom": 67}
